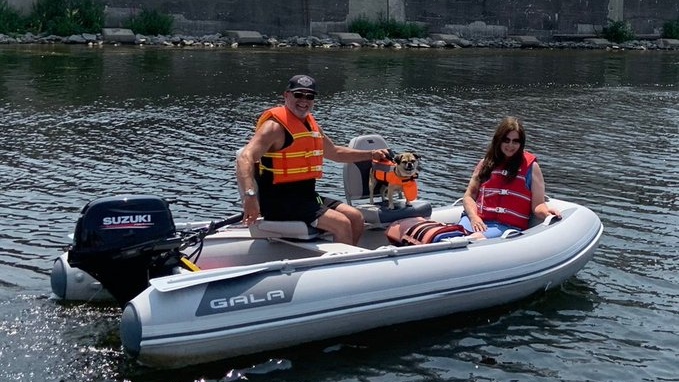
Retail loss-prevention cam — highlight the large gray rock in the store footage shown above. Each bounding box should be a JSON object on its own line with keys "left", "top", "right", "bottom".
{"left": 66, "top": 34, "right": 87, "bottom": 44}
{"left": 223, "top": 30, "right": 264, "bottom": 45}
{"left": 429, "top": 33, "right": 471, "bottom": 47}
{"left": 82, "top": 33, "right": 98, "bottom": 42}
{"left": 102, "top": 28, "right": 136, "bottom": 43}
{"left": 329, "top": 32, "right": 364, "bottom": 46}
{"left": 511, "top": 35, "right": 542, "bottom": 47}
{"left": 584, "top": 38, "right": 611, "bottom": 47}
{"left": 657, "top": 38, "right": 679, "bottom": 48}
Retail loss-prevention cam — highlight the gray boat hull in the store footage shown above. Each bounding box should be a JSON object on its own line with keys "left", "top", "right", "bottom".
{"left": 110, "top": 198, "right": 602, "bottom": 367}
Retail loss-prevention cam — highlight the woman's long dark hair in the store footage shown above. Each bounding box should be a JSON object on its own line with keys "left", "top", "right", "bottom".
{"left": 476, "top": 116, "right": 526, "bottom": 183}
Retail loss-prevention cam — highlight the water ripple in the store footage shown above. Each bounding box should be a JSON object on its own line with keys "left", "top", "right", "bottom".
{"left": 0, "top": 47, "right": 678, "bottom": 382}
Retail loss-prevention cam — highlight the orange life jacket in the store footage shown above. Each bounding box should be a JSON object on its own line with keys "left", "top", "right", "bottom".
{"left": 372, "top": 159, "right": 418, "bottom": 202}
{"left": 477, "top": 152, "right": 535, "bottom": 230}
{"left": 256, "top": 106, "right": 324, "bottom": 184}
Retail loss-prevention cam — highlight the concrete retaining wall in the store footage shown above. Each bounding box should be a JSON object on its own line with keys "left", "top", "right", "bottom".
{"left": 402, "top": 0, "right": 677, "bottom": 36}
{"left": 7, "top": 0, "right": 679, "bottom": 38}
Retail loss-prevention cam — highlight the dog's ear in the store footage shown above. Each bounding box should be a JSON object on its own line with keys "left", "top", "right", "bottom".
{"left": 393, "top": 153, "right": 403, "bottom": 164}
{"left": 413, "top": 153, "right": 423, "bottom": 170}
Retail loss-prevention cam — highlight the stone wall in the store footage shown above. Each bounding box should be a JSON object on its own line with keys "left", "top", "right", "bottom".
{"left": 7, "top": 0, "right": 679, "bottom": 38}
{"left": 103, "top": 0, "right": 346, "bottom": 37}
{"left": 622, "top": 0, "right": 679, "bottom": 34}
{"left": 402, "top": 0, "right": 677, "bottom": 36}
{"left": 7, "top": 0, "right": 32, "bottom": 13}
{"left": 406, "top": 0, "right": 610, "bottom": 34}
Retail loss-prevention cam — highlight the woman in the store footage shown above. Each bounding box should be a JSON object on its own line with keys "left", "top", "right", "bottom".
{"left": 461, "top": 116, "right": 561, "bottom": 239}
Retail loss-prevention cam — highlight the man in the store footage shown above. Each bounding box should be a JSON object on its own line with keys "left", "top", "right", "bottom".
{"left": 237, "top": 74, "right": 388, "bottom": 245}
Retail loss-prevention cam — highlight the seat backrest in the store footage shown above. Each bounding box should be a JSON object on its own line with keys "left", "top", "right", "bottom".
{"left": 342, "top": 134, "right": 390, "bottom": 205}
{"left": 248, "top": 219, "right": 319, "bottom": 240}
{"left": 342, "top": 134, "right": 433, "bottom": 226}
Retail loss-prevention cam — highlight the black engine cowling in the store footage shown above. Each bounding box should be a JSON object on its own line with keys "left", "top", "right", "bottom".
{"left": 68, "top": 195, "right": 180, "bottom": 306}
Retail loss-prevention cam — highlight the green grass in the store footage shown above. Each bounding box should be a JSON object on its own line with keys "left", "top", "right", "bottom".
{"left": 349, "top": 15, "right": 427, "bottom": 40}
{"left": 601, "top": 19, "right": 635, "bottom": 43}
{"left": 662, "top": 19, "right": 679, "bottom": 39}
{"left": 25, "top": 0, "right": 104, "bottom": 36}
{"left": 0, "top": 0, "right": 172, "bottom": 37}
{"left": 0, "top": 0, "right": 25, "bottom": 34}
{"left": 123, "top": 8, "right": 174, "bottom": 36}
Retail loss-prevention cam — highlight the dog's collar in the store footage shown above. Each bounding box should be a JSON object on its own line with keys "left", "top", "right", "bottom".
{"left": 393, "top": 168, "right": 418, "bottom": 181}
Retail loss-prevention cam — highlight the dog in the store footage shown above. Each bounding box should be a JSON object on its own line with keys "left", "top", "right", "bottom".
{"left": 369, "top": 152, "right": 421, "bottom": 209}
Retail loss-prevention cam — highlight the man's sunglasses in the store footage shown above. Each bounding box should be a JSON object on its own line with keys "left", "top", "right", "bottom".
{"left": 292, "top": 92, "right": 315, "bottom": 100}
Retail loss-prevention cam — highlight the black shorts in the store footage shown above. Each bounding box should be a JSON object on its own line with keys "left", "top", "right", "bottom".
{"left": 260, "top": 194, "right": 342, "bottom": 225}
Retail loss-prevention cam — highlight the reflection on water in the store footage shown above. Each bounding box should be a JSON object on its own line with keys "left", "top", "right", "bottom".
{"left": 2, "top": 45, "right": 679, "bottom": 106}
{"left": 0, "top": 45, "right": 678, "bottom": 381}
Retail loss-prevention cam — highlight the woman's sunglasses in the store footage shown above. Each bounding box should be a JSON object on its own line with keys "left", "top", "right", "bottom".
{"left": 502, "top": 137, "right": 523, "bottom": 144}
{"left": 292, "top": 92, "right": 315, "bottom": 100}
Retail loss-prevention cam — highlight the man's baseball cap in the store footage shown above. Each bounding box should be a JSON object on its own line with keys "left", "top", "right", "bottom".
{"left": 286, "top": 74, "right": 317, "bottom": 94}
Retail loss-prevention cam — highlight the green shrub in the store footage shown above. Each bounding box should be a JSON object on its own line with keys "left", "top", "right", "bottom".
{"left": 123, "top": 9, "right": 174, "bottom": 36}
{"left": 27, "top": 0, "right": 103, "bottom": 36}
{"left": 349, "top": 15, "right": 427, "bottom": 40}
{"left": 0, "top": 0, "right": 25, "bottom": 34}
{"left": 601, "top": 19, "right": 635, "bottom": 43}
{"left": 662, "top": 19, "right": 679, "bottom": 39}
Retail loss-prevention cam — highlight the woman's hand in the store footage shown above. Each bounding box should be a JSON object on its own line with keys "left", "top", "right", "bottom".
{"left": 547, "top": 206, "right": 562, "bottom": 219}
{"left": 470, "top": 216, "right": 487, "bottom": 232}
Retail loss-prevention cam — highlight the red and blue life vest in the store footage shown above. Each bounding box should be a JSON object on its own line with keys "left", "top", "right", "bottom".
{"left": 477, "top": 152, "right": 536, "bottom": 230}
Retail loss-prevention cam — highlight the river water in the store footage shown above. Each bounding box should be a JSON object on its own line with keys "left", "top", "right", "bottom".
{"left": 0, "top": 44, "right": 677, "bottom": 381}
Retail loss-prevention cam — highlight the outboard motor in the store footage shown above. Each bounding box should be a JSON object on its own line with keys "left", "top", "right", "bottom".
{"left": 68, "top": 195, "right": 182, "bottom": 306}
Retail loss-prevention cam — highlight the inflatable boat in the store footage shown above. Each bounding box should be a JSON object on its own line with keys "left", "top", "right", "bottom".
{"left": 50, "top": 135, "right": 603, "bottom": 368}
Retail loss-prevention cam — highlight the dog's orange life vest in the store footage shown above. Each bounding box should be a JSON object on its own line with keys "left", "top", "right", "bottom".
{"left": 256, "top": 106, "right": 324, "bottom": 184}
{"left": 372, "top": 159, "right": 418, "bottom": 202}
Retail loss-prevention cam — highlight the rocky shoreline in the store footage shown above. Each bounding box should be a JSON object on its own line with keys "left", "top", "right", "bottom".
{"left": 1, "top": 31, "right": 678, "bottom": 51}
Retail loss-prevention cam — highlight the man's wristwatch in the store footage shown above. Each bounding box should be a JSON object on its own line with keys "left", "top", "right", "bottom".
{"left": 244, "top": 188, "right": 257, "bottom": 197}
